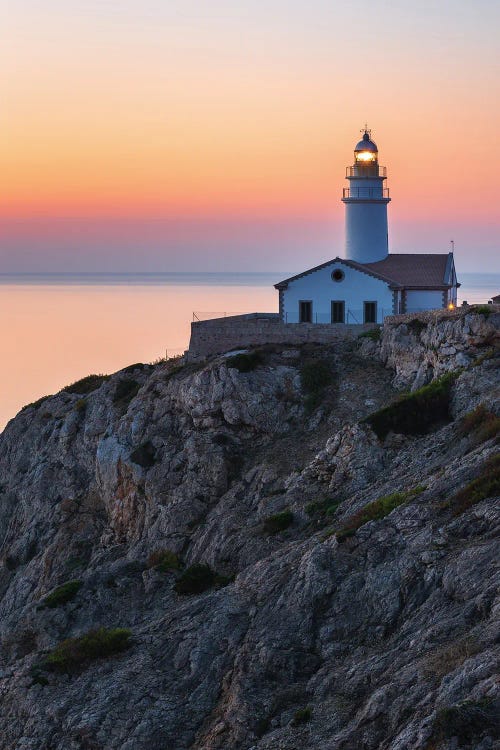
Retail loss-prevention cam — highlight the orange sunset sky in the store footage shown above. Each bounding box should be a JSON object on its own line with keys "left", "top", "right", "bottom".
{"left": 2, "top": 0, "right": 499, "bottom": 272}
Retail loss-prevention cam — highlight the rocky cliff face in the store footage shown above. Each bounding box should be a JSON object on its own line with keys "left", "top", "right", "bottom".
{"left": 0, "top": 310, "right": 498, "bottom": 750}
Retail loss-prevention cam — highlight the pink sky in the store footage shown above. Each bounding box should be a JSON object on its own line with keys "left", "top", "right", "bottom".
{"left": 2, "top": 0, "right": 499, "bottom": 273}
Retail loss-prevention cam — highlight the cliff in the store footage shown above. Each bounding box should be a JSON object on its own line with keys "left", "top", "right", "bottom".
{"left": 0, "top": 309, "right": 498, "bottom": 750}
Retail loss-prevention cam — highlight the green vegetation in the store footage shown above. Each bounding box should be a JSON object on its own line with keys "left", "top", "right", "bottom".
{"left": 75, "top": 398, "right": 87, "bottom": 415}
{"left": 335, "top": 486, "right": 425, "bottom": 542}
{"left": 227, "top": 350, "right": 264, "bottom": 372}
{"left": 42, "top": 580, "right": 82, "bottom": 609}
{"left": 300, "top": 359, "right": 334, "bottom": 410}
{"left": 21, "top": 395, "right": 52, "bottom": 411}
{"left": 358, "top": 327, "right": 382, "bottom": 342}
{"left": 113, "top": 378, "right": 140, "bottom": 409}
{"left": 407, "top": 318, "right": 427, "bottom": 336}
{"left": 365, "top": 372, "right": 458, "bottom": 439}
{"left": 291, "top": 706, "right": 312, "bottom": 726}
{"left": 174, "top": 563, "right": 231, "bottom": 595}
{"left": 130, "top": 441, "right": 156, "bottom": 468}
{"left": 262, "top": 510, "right": 294, "bottom": 534}
{"left": 429, "top": 698, "right": 499, "bottom": 745}
{"left": 471, "top": 304, "right": 493, "bottom": 317}
{"left": 63, "top": 374, "right": 110, "bottom": 395}
{"left": 444, "top": 453, "right": 500, "bottom": 516}
{"left": 41, "top": 627, "right": 131, "bottom": 673}
{"left": 457, "top": 404, "right": 500, "bottom": 445}
{"left": 147, "top": 549, "right": 180, "bottom": 572}
{"left": 121, "top": 363, "right": 148, "bottom": 374}
{"left": 305, "top": 498, "right": 341, "bottom": 526}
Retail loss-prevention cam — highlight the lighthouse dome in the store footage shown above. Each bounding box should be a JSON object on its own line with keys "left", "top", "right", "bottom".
{"left": 354, "top": 132, "right": 377, "bottom": 153}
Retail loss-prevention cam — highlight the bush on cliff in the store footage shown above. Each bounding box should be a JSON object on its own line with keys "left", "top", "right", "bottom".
{"left": 147, "top": 549, "right": 180, "bottom": 572}
{"left": 41, "top": 580, "right": 82, "bottom": 609}
{"left": 300, "top": 359, "right": 334, "bottom": 410}
{"left": 457, "top": 404, "right": 500, "bottom": 445}
{"left": 63, "top": 374, "right": 110, "bottom": 395}
{"left": 430, "top": 698, "right": 499, "bottom": 744}
{"left": 41, "top": 627, "right": 132, "bottom": 672}
{"left": 227, "top": 350, "right": 264, "bottom": 372}
{"left": 335, "top": 486, "right": 425, "bottom": 542}
{"left": 358, "top": 327, "right": 382, "bottom": 342}
{"left": 113, "top": 378, "right": 140, "bottom": 409}
{"left": 262, "top": 510, "right": 294, "bottom": 534}
{"left": 364, "top": 372, "right": 458, "bottom": 439}
{"left": 444, "top": 453, "right": 500, "bottom": 516}
{"left": 173, "top": 564, "right": 231, "bottom": 595}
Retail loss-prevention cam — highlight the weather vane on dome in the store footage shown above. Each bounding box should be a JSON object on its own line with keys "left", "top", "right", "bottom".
{"left": 361, "top": 123, "right": 371, "bottom": 137}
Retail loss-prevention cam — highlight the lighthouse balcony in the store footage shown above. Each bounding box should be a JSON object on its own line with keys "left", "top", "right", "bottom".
{"left": 346, "top": 165, "right": 387, "bottom": 178}
{"left": 343, "top": 187, "right": 390, "bottom": 199}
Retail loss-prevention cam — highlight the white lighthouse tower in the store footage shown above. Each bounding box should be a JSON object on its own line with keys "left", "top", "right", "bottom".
{"left": 342, "top": 127, "right": 390, "bottom": 263}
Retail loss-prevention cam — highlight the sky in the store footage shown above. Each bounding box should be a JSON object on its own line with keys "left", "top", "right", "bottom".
{"left": 2, "top": 0, "right": 499, "bottom": 273}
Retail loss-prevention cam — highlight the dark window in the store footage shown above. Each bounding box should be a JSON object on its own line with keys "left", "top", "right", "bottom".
{"left": 364, "top": 301, "right": 377, "bottom": 324}
{"left": 331, "top": 269, "right": 345, "bottom": 282}
{"left": 299, "top": 300, "right": 312, "bottom": 323}
{"left": 331, "top": 301, "right": 345, "bottom": 323}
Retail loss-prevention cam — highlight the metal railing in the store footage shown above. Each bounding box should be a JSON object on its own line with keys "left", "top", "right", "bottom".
{"left": 284, "top": 309, "right": 390, "bottom": 324}
{"left": 192, "top": 311, "right": 280, "bottom": 322}
{"left": 343, "top": 187, "right": 390, "bottom": 199}
{"left": 346, "top": 165, "right": 387, "bottom": 178}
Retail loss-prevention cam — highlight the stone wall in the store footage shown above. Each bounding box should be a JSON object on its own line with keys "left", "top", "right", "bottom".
{"left": 187, "top": 312, "right": 371, "bottom": 359}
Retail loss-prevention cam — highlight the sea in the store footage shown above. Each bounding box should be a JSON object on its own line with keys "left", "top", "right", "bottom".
{"left": 0, "top": 270, "right": 498, "bottom": 432}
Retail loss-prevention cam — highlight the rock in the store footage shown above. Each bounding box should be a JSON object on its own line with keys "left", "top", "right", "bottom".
{"left": 0, "top": 315, "right": 498, "bottom": 749}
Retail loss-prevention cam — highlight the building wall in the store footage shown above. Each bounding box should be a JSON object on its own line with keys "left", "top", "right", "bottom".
{"left": 405, "top": 290, "right": 444, "bottom": 312}
{"left": 344, "top": 201, "right": 389, "bottom": 263}
{"left": 282, "top": 261, "right": 394, "bottom": 324}
{"left": 187, "top": 313, "right": 371, "bottom": 360}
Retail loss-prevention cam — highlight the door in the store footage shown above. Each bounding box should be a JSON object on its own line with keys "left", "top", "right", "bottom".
{"left": 331, "top": 301, "right": 345, "bottom": 323}
{"left": 299, "top": 300, "right": 312, "bottom": 323}
{"left": 364, "top": 301, "right": 377, "bottom": 324}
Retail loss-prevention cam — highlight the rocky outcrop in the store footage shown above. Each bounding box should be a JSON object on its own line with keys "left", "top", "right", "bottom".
{"left": 0, "top": 314, "right": 498, "bottom": 750}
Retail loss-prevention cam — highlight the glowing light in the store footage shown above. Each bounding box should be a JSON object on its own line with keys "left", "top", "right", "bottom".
{"left": 448, "top": 302, "right": 455, "bottom": 310}
{"left": 356, "top": 151, "right": 377, "bottom": 162}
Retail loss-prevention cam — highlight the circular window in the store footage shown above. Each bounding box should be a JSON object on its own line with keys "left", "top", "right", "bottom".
{"left": 331, "top": 269, "right": 345, "bottom": 282}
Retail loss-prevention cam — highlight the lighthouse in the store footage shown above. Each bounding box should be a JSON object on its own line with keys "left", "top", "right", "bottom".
{"left": 342, "top": 128, "right": 390, "bottom": 263}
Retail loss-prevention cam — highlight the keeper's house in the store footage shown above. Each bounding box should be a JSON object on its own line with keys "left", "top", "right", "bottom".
{"left": 275, "top": 129, "right": 459, "bottom": 324}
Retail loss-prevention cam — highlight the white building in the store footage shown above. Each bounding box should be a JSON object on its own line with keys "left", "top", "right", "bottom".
{"left": 275, "top": 129, "right": 459, "bottom": 324}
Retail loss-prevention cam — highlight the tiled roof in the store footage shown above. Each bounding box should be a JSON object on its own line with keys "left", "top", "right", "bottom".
{"left": 275, "top": 253, "right": 454, "bottom": 289}
{"left": 362, "top": 254, "right": 451, "bottom": 287}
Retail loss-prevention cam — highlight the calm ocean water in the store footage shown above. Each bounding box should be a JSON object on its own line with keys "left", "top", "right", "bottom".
{"left": 0, "top": 271, "right": 498, "bottom": 431}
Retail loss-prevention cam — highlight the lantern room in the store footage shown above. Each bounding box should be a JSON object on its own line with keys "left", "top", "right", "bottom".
{"left": 354, "top": 131, "right": 378, "bottom": 163}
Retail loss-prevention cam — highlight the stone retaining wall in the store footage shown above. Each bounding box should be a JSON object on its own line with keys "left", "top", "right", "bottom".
{"left": 187, "top": 312, "right": 371, "bottom": 359}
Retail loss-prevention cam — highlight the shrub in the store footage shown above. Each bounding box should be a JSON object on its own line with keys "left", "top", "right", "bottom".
{"left": 147, "top": 549, "right": 180, "bottom": 572}
{"left": 42, "top": 580, "right": 82, "bottom": 608}
{"left": 41, "top": 627, "right": 131, "bottom": 672}
{"left": 174, "top": 564, "right": 231, "bottom": 595}
{"left": 262, "top": 510, "right": 294, "bottom": 534}
{"left": 335, "top": 486, "right": 425, "bottom": 542}
{"left": 458, "top": 404, "right": 500, "bottom": 445}
{"left": 21, "top": 395, "right": 52, "bottom": 411}
{"left": 63, "top": 374, "right": 110, "bottom": 395}
{"left": 300, "top": 359, "right": 334, "bottom": 410}
{"left": 430, "top": 698, "right": 499, "bottom": 744}
{"left": 75, "top": 399, "right": 87, "bottom": 414}
{"left": 305, "top": 498, "right": 341, "bottom": 527}
{"left": 471, "top": 304, "right": 492, "bottom": 317}
{"left": 407, "top": 318, "right": 426, "bottom": 336}
{"left": 291, "top": 706, "right": 312, "bottom": 726}
{"left": 227, "top": 350, "right": 264, "bottom": 372}
{"left": 445, "top": 453, "right": 500, "bottom": 516}
{"left": 113, "top": 378, "right": 140, "bottom": 409}
{"left": 365, "top": 372, "right": 458, "bottom": 439}
{"left": 130, "top": 441, "right": 156, "bottom": 468}
{"left": 358, "top": 327, "right": 382, "bottom": 342}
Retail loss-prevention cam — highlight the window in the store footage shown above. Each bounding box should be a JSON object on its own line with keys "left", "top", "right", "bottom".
{"left": 299, "top": 300, "right": 312, "bottom": 323}
{"left": 331, "top": 301, "right": 345, "bottom": 323}
{"left": 364, "top": 301, "right": 377, "bottom": 324}
{"left": 331, "top": 269, "right": 345, "bottom": 282}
